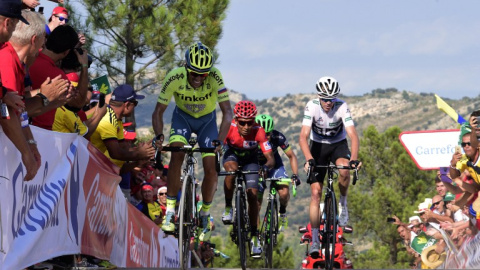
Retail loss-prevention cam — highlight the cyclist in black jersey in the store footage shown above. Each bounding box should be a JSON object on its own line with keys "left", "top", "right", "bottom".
{"left": 255, "top": 114, "right": 300, "bottom": 231}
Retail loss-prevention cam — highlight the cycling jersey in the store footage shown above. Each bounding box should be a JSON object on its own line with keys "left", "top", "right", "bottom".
{"left": 455, "top": 155, "right": 480, "bottom": 184}
{"left": 157, "top": 67, "right": 229, "bottom": 118}
{"left": 302, "top": 98, "right": 355, "bottom": 144}
{"left": 224, "top": 120, "right": 272, "bottom": 155}
{"left": 257, "top": 130, "right": 290, "bottom": 167}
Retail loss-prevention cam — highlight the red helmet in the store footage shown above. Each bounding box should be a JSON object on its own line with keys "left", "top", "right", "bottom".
{"left": 234, "top": 100, "right": 257, "bottom": 119}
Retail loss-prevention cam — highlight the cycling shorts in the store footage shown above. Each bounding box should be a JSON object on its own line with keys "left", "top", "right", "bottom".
{"left": 258, "top": 166, "right": 289, "bottom": 194}
{"left": 169, "top": 106, "right": 218, "bottom": 157}
{"left": 223, "top": 147, "right": 260, "bottom": 190}
{"left": 308, "top": 139, "right": 351, "bottom": 185}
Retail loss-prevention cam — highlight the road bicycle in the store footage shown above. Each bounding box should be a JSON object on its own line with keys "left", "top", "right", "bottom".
{"left": 218, "top": 167, "right": 259, "bottom": 270}
{"left": 307, "top": 161, "right": 358, "bottom": 270}
{"left": 259, "top": 177, "right": 297, "bottom": 268}
{"left": 159, "top": 137, "right": 219, "bottom": 270}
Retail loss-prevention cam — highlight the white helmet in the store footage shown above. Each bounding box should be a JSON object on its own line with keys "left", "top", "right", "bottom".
{"left": 316, "top": 76, "right": 340, "bottom": 99}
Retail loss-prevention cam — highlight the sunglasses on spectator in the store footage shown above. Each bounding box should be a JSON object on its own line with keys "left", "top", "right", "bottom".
{"left": 54, "top": 15, "right": 69, "bottom": 23}
{"left": 461, "top": 142, "right": 471, "bottom": 147}
{"left": 158, "top": 193, "right": 167, "bottom": 196}
{"left": 187, "top": 69, "right": 209, "bottom": 78}
{"left": 320, "top": 98, "right": 335, "bottom": 103}
{"left": 237, "top": 120, "right": 254, "bottom": 127}
{"left": 431, "top": 201, "right": 441, "bottom": 207}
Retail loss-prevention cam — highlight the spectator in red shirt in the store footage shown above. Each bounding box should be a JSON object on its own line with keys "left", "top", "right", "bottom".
{"left": 221, "top": 100, "right": 275, "bottom": 257}
{"left": 29, "top": 25, "right": 89, "bottom": 130}
{"left": 0, "top": 1, "right": 39, "bottom": 181}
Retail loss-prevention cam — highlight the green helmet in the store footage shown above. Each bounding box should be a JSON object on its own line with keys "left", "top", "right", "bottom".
{"left": 185, "top": 42, "right": 215, "bottom": 73}
{"left": 255, "top": 114, "right": 274, "bottom": 133}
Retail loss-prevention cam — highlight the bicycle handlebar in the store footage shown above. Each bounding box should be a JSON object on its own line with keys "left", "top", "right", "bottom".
{"left": 162, "top": 145, "right": 217, "bottom": 153}
{"left": 308, "top": 164, "right": 360, "bottom": 185}
{"left": 262, "top": 177, "right": 297, "bottom": 197}
{"left": 218, "top": 170, "right": 260, "bottom": 176}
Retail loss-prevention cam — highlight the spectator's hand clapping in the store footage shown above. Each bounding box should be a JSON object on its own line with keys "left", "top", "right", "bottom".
{"left": 139, "top": 141, "right": 156, "bottom": 160}
{"left": 22, "top": 0, "right": 40, "bottom": 8}
{"left": 40, "top": 75, "right": 70, "bottom": 106}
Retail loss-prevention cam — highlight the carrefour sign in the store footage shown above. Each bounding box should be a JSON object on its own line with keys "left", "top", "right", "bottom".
{"left": 399, "top": 129, "right": 460, "bottom": 170}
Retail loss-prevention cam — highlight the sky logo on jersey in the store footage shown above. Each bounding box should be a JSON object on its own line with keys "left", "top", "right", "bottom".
{"left": 345, "top": 116, "right": 352, "bottom": 122}
{"left": 304, "top": 115, "right": 311, "bottom": 120}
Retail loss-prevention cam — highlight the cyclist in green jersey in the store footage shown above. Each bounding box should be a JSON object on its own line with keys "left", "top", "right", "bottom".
{"left": 152, "top": 42, "right": 233, "bottom": 241}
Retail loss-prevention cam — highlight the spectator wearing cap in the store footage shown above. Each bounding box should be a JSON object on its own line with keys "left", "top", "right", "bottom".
{"left": 89, "top": 84, "right": 155, "bottom": 174}
{"left": 52, "top": 72, "right": 107, "bottom": 139}
{"left": 136, "top": 184, "right": 163, "bottom": 227}
{"left": 408, "top": 216, "right": 425, "bottom": 234}
{"left": 29, "top": 25, "right": 89, "bottom": 130}
{"left": 423, "top": 195, "right": 453, "bottom": 224}
{"left": 45, "top": 6, "right": 68, "bottom": 36}
{"left": 157, "top": 186, "right": 167, "bottom": 217}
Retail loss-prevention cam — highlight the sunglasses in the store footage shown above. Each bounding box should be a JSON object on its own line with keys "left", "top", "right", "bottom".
{"left": 237, "top": 120, "right": 254, "bottom": 127}
{"left": 320, "top": 98, "right": 335, "bottom": 103}
{"left": 187, "top": 69, "right": 209, "bottom": 78}
{"left": 54, "top": 15, "right": 69, "bottom": 23}
{"left": 158, "top": 193, "right": 167, "bottom": 196}
{"left": 461, "top": 142, "right": 471, "bottom": 147}
{"left": 431, "top": 201, "right": 441, "bottom": 208}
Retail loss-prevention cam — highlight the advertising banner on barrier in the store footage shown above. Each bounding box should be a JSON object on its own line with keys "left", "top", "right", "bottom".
{"left": 0, "top": 126, "right": 178, "bottom": 270}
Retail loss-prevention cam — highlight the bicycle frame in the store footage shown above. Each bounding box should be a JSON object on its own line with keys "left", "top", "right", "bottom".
{"left": 260, "top": 178, "right": 296, "bottom": 268}
{"left": 307, "top": 163, "right": 358, "bottom": 270}
{"left": 218, "top": 168, "right": 259, "bottom": 270}
{"left": 161, "top": 138, "right": 219, "bottom": 270}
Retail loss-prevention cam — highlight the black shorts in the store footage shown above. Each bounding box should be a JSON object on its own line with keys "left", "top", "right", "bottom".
{"left": 222, "top": 147, "right": 260, "bottom": 190}
{"left": 307, "top": 139, "right": 351, "bottom": 185}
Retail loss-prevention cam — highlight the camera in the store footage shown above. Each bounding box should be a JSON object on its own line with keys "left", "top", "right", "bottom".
{"left": 386, "top": 217, "right": 395, "bottom": 223}
{"left": 75, "top": 47, "right": 84, "bottom": 55}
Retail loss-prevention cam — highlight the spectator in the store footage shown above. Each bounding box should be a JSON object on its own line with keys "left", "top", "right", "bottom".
{"left": 136, "top": 184, "right": 163, "bottom": 227}
{"left": 45, "top": 6, "right": 68, "bottom": 36}
{"left": 435, "top": 176, "right": 447, "bottom": 197}
{"left": 0, "top": 1, "right": 40, "bottom": 181}
{"left": 157, "top": 186, "right": 167, "bottom": 217}
{"left": 89, "top": 84, "right": 155, "bottom": 174}
{"left": 29, "top": 24, "right": 88, "bottom": 130}
{"left": 423, "top": 195, "right": 454, "bottom": 224}
{"left": 450, "top": 123, "right": 480, "bottom": 191}
{"left": 408, "top": 216, "right": 425, "bottom": 234}
{"left": 52, "top": 72, "right": 106, "bottom": 139}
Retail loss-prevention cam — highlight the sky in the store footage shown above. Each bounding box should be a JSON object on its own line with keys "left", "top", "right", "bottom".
{"left": 41, "top": 0, "right": 480, "bottom": 100}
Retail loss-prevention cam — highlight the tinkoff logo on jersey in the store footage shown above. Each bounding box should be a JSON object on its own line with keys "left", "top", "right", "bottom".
{"left": 210, "top": 70, "right": 224, "bottom": 86}
{"left": 161, "top": 73, "right": 185, "bottom": 93}
{"left": 176, "top": 92, "right": 213, "bottom": 102}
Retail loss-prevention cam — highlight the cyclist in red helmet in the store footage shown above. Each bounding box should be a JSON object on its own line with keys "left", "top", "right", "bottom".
{"left": 222, "top": 100, "right": 275, "bottom": 257}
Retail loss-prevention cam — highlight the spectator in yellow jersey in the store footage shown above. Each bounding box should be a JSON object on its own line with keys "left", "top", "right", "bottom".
{"left": 52, "top": 72, "right": 106, "bottom": 139}
{"left": 152, "top": 42, "right": 233, "bottom": 239}
{"left": 90, "top": 84, "right": 155, "bottom": 171}
{"left": 450, "top": 123, "right": 480, "bottom": 191}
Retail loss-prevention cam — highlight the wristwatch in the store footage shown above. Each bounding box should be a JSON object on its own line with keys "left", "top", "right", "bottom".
{"left": 27, "top": 139, "right": 37, "bottom": 145}
{"left": 37, "top": 93, "right": 50, "bottom": 107}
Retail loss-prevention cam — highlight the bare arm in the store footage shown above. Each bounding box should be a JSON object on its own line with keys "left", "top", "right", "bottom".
{"left": 69, "top": 49, "right": 89, "bottom": 108}
{"left": 217, "top": 100, "right": 233, "bottom": 142}
{"left": 104, "top": 139, "right": 155, "bottom": 161}
{"left": 263, "top": 151, "right": 275, "bottom": 170}
{"left": 299, "top": 125, "right": 313, "bottom": 162}
{"left": 345, "top": 125, "right": 360, "bottom": 161}
{"left": 152, "top": 102, "right": 168, "bottom": 137}
{"left": 284, "top": 147, "right": 299, "bottom": 175}
{"left": 469, "top": 115, "right": 479, "bottom": 150}
{"left": 84, "top": 105, "right": 107, "bottom": 139}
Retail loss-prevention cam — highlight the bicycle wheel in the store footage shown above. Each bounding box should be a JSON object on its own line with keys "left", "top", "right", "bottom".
{"left": 323, "top": 193, "right": 337, "bottom": 270}
{"left": 264, "top": 199, "right": 278, "bottom": 268}
{"left": 178, "top": 175, "right": 195, "bottom": 270}
{"left": 236, "top": 188, "right": 248, "bottom": 270}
